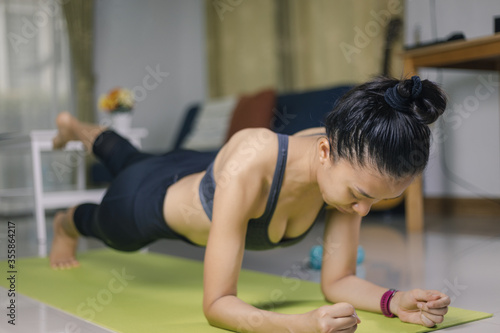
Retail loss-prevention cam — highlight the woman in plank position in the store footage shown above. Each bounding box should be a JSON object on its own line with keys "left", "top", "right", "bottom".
{"left": 50, "top": 76, "right": 450, "bottom": 332}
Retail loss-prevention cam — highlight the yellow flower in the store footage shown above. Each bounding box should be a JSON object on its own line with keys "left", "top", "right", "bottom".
{"left": 98, "top": 87, "right": 134, "bottom": 113}
{"left": 118, "top": 89, "right": 134, "bottom": 109}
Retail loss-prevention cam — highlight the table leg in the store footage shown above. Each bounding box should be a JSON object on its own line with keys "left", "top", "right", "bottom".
{"left": 30, "top": 140, "right": 47, "bottom": 257}
{"left": 405, "top": 175, "right": 424, "bottom": 232}
{"left": 76, "top": 153, "right": 85, "bottom": 190}
{"left": 403, "top": 57, "right": 425, "bottom": 232}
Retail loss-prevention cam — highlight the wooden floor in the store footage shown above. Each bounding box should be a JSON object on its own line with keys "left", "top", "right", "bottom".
{"left": 0, "top": 211, "right": 499, "bottom": 332}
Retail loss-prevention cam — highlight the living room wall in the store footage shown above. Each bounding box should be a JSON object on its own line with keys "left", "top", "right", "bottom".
{"left": 93, "top": 0, "right": 207, "bottom": 152}
{"left": 405, "top": 0, "right": 500, "bottom": 198}
{"left": 93, "top": 0, "right": 500, "bottom": 199}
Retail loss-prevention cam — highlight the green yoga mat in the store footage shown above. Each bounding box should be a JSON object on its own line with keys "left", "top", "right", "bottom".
{"left": 0, "top": 250, "right": 492, "bottom": 332}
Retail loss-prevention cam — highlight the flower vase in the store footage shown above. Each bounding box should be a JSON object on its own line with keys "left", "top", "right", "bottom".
{"left": 111, "top": 112, "right": 132, "bottom": 137}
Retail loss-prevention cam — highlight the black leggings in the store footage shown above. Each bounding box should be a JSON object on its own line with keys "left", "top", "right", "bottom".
{"left": 73, "top": 130, "right": 216, "bottom": 251}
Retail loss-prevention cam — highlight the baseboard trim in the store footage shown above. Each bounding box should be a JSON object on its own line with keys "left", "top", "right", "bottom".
{"left": 424, "top": 197, "right": 500, "bottom": 217}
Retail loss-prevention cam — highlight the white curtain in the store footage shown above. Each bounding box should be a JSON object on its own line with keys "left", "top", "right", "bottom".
{"left": 0, "top": 0, "right": 73, "bottom": 213}
{"left": 0, "top": 0, "right": 72, "bottom": 133}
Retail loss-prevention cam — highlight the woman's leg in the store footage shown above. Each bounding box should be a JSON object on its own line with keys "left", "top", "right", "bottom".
{"left": 54, "top": 111, "right": 152, "bottom": 177}
{"left": 50, "top": 196, "right": 150, "bottom": 269}
{"left": 50, "top": 113, "right": 106, "bottom": 269}
{"left": 53, "top": 111, "right": 107, "bottom": 152}
{"left": 50, "top": 112, "right": 152, "bottom": 268}
{"left": 50, "top": 206, "right": 80, "bottom": 269}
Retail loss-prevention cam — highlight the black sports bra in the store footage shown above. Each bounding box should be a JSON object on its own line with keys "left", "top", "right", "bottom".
{"left": 199, "top": 133, "right": 319, "bottom": 250}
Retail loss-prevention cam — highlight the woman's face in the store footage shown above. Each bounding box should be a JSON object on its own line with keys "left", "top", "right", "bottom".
{"left": 316, "top": 139, "right": 414, "bottom": 217}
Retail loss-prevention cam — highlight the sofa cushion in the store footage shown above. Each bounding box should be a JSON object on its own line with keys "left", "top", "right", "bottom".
{"left": 272, "top": 85, "right": 353, "bottom": 135}
{"left": 181, "top": 96, "right": 238, "bottom": 151}
{"left": 224, "top": 88, "right": 276, "bottom": 142}
{"left": 172, "top": 103, "right": 200, "bottom": 150}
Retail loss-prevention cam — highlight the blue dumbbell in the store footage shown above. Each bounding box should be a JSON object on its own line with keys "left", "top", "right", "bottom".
{"left": 309, "top": 245, "right": 365, "bottom": 270}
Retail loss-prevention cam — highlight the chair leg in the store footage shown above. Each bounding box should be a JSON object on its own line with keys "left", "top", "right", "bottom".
{"left": 405, "top": 175, "right": 424, "bottom": 232}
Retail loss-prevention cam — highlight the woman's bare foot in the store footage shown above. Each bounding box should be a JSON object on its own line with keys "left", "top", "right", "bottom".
{"left": 52, "top": 112, "right": 107, "bottom": 151}
{"left": 52, "top": 112, "right": 79, "bottom": 149}
{"left": 50, "top": 210, "right": 80, "bottom": 270}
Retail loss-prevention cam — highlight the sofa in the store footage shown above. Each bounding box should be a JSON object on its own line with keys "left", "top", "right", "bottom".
{"left": 94, "top": 85, "right": 419, "bottom": 227}
{"left": 173, "top": 85, "right": 353, "bottom": 152}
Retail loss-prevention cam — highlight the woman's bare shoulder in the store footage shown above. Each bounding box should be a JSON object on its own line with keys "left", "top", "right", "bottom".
{"left": 292, "top": 127, "right": 326, "bottom": 137}
{"left": 221, "top": 128, "right": 278, "bottom": 157}
{"left": 228, "top": 127, "right": 277, "bottom": 142}
{"left": 214, "top": 128, "right": 279, "bottom": 177}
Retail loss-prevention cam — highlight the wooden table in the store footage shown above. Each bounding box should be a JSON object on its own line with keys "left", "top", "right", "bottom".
{"left": 403, "top": 34, "right": 500, "bottom": 232}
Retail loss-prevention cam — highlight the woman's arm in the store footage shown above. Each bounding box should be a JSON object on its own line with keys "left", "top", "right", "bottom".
{"left": 202, "top": 162, "right": 311, "bottom": 332}
{"left": 203, "top": 130, "right": 359, "bottom": 333}
{"left": 320, "top": 209, "right": 450, "bottom": 327}
{"left": 320, "top": 209, "right": 385, "bottom": 312}
{"left": 203, "top": 197, "right": 359, "bottom": 333}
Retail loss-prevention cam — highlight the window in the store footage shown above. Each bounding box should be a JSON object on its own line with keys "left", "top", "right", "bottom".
{"left": 0, "top": 0, "right": 72, "bottom": 134}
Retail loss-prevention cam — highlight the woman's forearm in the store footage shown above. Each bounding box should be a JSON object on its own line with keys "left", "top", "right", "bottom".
{"left": 205, "top": 294, "right": 310, "bottom": 333}
{"left": 322, "top": 275, "right": 389, "bottom": 314}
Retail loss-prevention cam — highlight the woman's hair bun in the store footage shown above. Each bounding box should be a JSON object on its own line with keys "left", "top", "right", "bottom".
{"left": 395, "top": 76, "right": 447, "bottom": 125}
{"left": 324, "top": 75, "right": 448, "bottom": 178}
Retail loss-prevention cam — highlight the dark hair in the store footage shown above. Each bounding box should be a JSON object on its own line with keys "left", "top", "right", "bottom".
{"left": 324, "top": 76, "right": 447, "bottom": 179}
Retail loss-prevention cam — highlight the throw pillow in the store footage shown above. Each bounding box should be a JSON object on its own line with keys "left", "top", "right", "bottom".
{"left": 224, "top": 88, "right": 276, "bottom": 142}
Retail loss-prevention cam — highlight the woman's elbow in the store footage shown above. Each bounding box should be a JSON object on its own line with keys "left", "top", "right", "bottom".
{"left": 203, "top": 308, "right": 220, "bottom": 328}
{"left": 320, "top": 273, "right": 354, "bottom": 301}
{"left": 203, "top": 300, "right": 216, "bottom": 325}
{"left": 203, "top": 297, "right": 226, "bottom": 327}
{"left": 320, "top": 283, "right": 335, "bottom": 303}
{"left": 203, "top": 305, "right": 230, "bottom": 331}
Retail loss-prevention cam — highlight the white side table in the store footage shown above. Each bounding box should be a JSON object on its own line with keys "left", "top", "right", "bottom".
{"left": 0, "top": 128, "right": 148, "bottom": 257}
